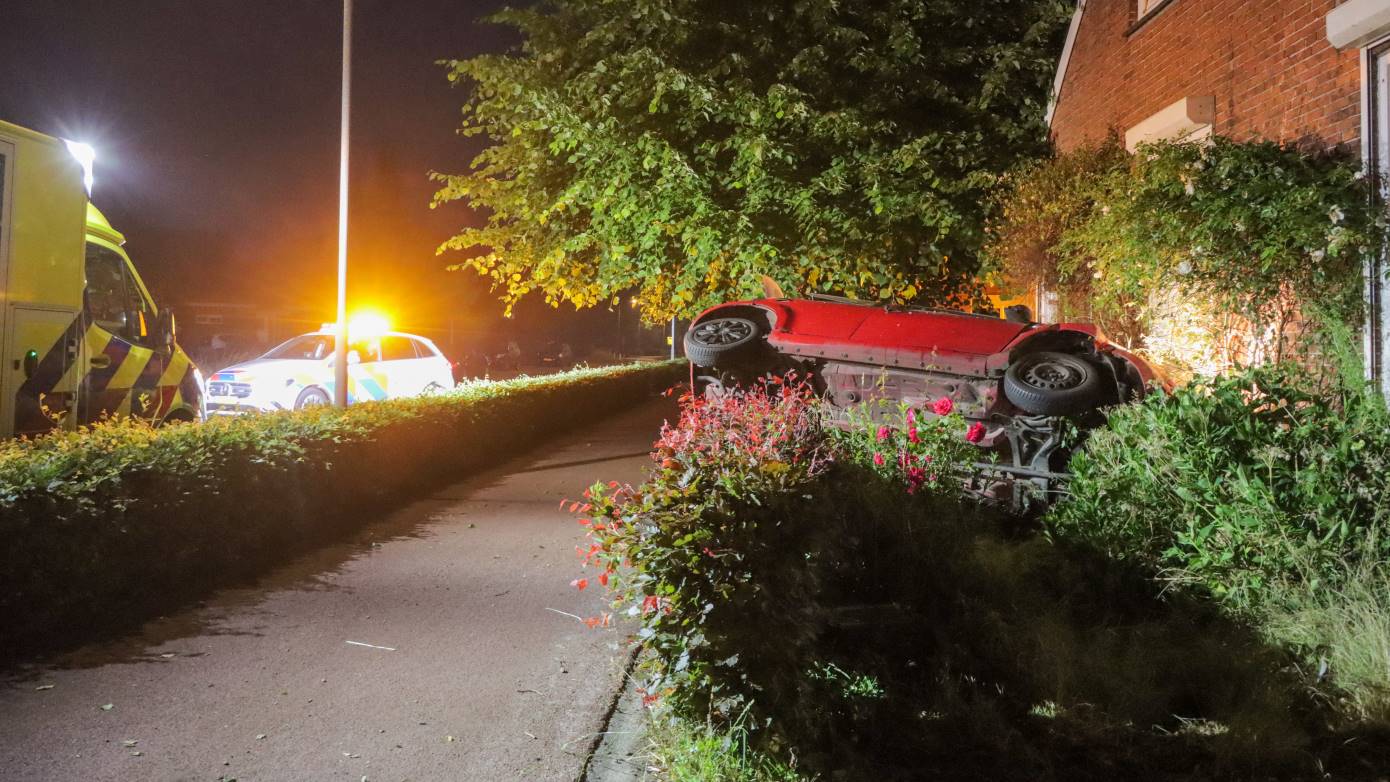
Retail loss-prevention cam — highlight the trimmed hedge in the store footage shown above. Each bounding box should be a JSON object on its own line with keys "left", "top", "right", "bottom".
{"left": 0, "top": 361, "right": 683, "bottom": 658}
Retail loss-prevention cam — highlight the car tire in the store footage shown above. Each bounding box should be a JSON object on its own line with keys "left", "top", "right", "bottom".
{"left": 1003, "top": 351, "right": 1105, "bottom": 416}
{"left": 684, "top": 316, "right": 764, "bottom": 367}
{"left": 295, "top": 387, "right": 331, "bottom": 410}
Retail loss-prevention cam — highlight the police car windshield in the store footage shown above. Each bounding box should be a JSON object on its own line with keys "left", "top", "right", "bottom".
{"left": 262, "top": 335, "right": 334, "bottom": 360}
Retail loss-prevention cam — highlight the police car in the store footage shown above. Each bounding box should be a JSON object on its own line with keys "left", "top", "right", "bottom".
{"left": 206, "top": 328, "right": 454, "bottom": 415}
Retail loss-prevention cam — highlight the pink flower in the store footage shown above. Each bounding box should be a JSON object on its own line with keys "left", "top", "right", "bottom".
{"left": 905, "top": 466, "right": 928, "bottom": 494}
{"left": 965, "top": 421, "right": 986, "bottom": 444}
{"left": 876, "top": 426, "right": 891, "bottom": 442}
{"left": 932, "top": 397, "right": 954, "bottom": 416}
{"left": 873, "top": 452, "right": 885, "bottom": 466}
{"left": 908, "top": 427, "right": 920, "bottom": 444}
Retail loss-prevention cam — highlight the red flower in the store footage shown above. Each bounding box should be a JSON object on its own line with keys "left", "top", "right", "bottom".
{"left": 932, "top": 397, "right": 954, "bottom": 416}
{"left": 642, "top": 595, "right": 660, "bottom": 614}
{"left": 965, "top": 421, "right": 986, "bottom": 444}
{"left": 876, "top": 425, "right": 891, "bottom": 442}
{"left": 571, "top": 578, "right": 589, "bottom": 591}
{"left": 873, "top": 452, "right": 885, "bottom": 466}
{"left": 907, "top": 427, "right": 920, "bottom": 444}
{"left": 598, "top": 572, "right": 609, "bottom": 587}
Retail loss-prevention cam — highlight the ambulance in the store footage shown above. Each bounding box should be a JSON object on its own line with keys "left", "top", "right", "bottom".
{"left": 0, "top": 119, "right": 204, "bottom": 437}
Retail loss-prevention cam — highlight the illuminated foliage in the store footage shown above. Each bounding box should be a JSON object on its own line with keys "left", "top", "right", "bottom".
{"left": 986, "top": 136, "right": 1386, "bottom": 372}
{"left": 433, "top": 0, "right": 1071, "bottom": 321}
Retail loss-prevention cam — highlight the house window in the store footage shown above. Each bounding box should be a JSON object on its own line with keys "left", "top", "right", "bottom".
{"left": 1137, "top": 0, "right": 1167, "bottom": 23}
{"left": 1365, "top": 39, "right": 1390, "bottom": 395}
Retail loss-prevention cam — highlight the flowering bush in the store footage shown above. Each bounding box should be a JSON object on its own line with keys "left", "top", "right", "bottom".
{"left": 650, "top": 372, "right": 832, "bottom": 490}
{"left": 569, "top": 378, "right": 834, "bottom": 718}
{"left": 832, "top": 397, "right": 988, "bottom": 495}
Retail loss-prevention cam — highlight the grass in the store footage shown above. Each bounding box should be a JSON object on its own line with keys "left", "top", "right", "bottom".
{"left": 645, "top": 714, "right": 804, "bottom": 782}
{"left": 1260, "top": 562, "right": 1390, "bottom": 723}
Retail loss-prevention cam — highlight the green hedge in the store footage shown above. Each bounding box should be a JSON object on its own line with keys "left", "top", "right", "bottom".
{"left": 0, "top": 361, "right": 683, "bottom": 658}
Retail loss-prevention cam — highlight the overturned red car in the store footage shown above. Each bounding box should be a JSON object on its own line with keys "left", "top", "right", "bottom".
{"left": 683, "top": 293, "right": 1164, "bottom": 496}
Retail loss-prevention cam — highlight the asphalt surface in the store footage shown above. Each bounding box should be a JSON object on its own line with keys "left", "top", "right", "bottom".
{"left": 0, "top": 400, "right": 674, "bottom": 782}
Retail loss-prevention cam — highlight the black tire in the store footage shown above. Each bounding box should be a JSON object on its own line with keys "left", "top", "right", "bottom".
{"left": 1003, "top": 351, "right": 1105, "bottom": 416}
{"left": 295, "top": 387, "right": 331, "bottom": 410}
{"left": 684, "top": 316, "right": 763, "bottom": 367}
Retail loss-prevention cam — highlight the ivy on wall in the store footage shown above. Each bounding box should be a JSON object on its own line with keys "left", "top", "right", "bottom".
{"left": 985, "top": 136, "right": 1386, "bottom": 376}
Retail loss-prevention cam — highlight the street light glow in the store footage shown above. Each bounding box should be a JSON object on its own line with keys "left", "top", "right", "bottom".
{"left": 347, "top": 310, "right": 390, "bottom": 339}
{"left": 63, "top": 139, "right": 96, "bottom": 194}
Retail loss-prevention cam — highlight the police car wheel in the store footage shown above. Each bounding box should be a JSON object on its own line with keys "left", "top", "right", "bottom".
{"left": 295, "top": 387, "right": 331, "bottom": 410}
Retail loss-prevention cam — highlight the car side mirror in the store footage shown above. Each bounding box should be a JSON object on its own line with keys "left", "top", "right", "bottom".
{"left": 155, "top": 308, "right": 177, "bottom": 353}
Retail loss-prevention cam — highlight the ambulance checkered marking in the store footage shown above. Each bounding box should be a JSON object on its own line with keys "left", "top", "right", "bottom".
{"left": 17, "top": 315, "right": 199, "bottom": 429}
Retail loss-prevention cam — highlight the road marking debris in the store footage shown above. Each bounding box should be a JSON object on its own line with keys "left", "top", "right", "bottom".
{"left": 544, "top": 608, "right": 583, "bottom": 622}
{"left": 345, "top": 641, "right": 396, "bottom": 651}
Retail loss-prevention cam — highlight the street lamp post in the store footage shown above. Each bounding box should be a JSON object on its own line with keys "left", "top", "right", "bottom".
{"left": 333, "top": 0, "right": 353, "bottom": 407}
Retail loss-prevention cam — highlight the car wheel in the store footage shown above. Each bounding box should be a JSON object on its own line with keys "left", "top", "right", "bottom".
{"left": 684, "top": 316, "right": 763, "bottom": 367}
{"left": 295, "top": 387, "right": 331, "bottom": 410}
{"left": 1003, "top": 351, "right": 1105, "bottom": 416}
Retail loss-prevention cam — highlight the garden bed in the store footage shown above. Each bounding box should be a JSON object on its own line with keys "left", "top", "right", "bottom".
{"left": 579, "top": 376, "right": 1390, "bottom": 781}
{"left": 0, "top": 361, "right": 683, "bottom": 661}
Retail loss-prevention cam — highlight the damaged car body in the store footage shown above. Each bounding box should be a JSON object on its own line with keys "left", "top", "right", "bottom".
{"left": 683, "top": 292, "right": 1165, "bottom": 505}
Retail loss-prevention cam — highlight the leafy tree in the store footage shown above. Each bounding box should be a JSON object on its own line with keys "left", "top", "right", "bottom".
{"left": 434, "top": 0, "right": 1071, "bottom": 321}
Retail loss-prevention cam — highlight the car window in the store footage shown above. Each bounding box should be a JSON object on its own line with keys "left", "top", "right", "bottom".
{"left": 352, "top": 339, "right": 383, "bottom": 363}
{"left": 379, "top": 336, "right": 417, "bottom": 361}
{"left": 409, "top": 338, "right": 434, "bottom": 358}
{"left": 85, "top": 243, "right": 153, "bottom": 343}
{"left": 262, "top": 335, "right": 334, "bottom": 360}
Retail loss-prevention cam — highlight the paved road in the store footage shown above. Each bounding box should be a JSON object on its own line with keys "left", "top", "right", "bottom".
{"left": 0, "top": 400, "right": 674, "bottom": 782}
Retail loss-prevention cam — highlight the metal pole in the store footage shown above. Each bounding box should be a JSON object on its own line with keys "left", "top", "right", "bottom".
{"left": 333, "top": 0, "right": 352, "bottom": 407}
{"left": 669, "top": 317, "right": 676, "bottom": 360}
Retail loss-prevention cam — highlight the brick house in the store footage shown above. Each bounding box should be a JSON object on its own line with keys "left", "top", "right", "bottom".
{"left": 1045, "top": 0, "right": 1390, "bottom": 389}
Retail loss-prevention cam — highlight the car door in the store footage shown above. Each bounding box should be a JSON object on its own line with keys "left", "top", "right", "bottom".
{"left": 408, "top": 337, "right": 452, "bottom": 390}
{"left": 81, "top": 242, "right": 165, "bottom": 422}
{"left": 377, "top": 336, "right": 428, "bottom": 398}
{"left": 348, "top": 339, "right": 387, "bottom": 402}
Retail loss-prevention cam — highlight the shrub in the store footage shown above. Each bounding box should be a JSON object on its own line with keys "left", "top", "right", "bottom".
{"left": 574, "top": 378, "right": 834, "bottom": 722}
{"left": 985, "top": 136, "right": 1385, "bottom": 376}
{"left": 0, "top": 361, "right": 683, "bottom": 658}
{"left": 830, "top": 397, "right": 989, "bottom": 495}
{"left": 581, "top": 385, "right": 1346, "bottom": 778}
{"left": 1048, "top": 363, "right": 1390, "bottom": 613}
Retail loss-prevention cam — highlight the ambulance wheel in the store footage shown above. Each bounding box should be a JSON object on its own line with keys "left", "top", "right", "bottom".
{"left": 295, "top": 387, "right": 331, "bottom": 410}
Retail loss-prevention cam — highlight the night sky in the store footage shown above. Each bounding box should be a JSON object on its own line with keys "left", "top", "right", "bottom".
{"left": 2, "top": 0, "right": 527, "bottom": 340}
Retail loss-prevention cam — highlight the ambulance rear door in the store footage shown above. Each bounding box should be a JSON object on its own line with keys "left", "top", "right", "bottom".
{"left": 6, "top": 305, "right": 80, "bottom": 436}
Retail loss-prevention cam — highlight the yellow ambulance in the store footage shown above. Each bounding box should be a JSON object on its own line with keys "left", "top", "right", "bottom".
{"left": 0, "top": 119, "right": 204, "bottom": 437}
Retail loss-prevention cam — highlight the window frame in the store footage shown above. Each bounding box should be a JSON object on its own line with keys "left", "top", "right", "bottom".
{"left": 84, "top": 242, "right": 154, "bottom": 344}
{"left": 378, "top": 336, "right": 418, "bottom": 362}
{"left": 1363, "top": 38, "right": 1390, "bottom": 396}
{"left": 1132, "top": 0, "right": 1177, "bottom": 32}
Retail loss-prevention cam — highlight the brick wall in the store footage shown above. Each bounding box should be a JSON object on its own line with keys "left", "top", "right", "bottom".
{"left": 1051, "top": 0, "right": 1362, "bottom": 154}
